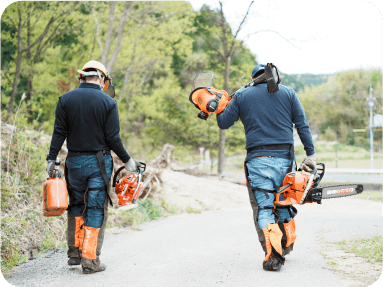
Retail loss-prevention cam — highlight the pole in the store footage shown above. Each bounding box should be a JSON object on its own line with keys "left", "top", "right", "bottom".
{"left": 335, "top": 132, "right": 338, "bottom": 168}
{"left": 368, "top": 83, "right": 374, "bottom": 169}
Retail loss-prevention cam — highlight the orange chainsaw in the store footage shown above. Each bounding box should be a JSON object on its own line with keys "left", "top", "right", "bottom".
{"left": 275, "top": 163, "right": 364, "bottom": 205}
{"left": 112, "top": 162, "right": 153, "bottom": 206}
{"left": 189, "top": 63, "right": 281, "bottom": 120}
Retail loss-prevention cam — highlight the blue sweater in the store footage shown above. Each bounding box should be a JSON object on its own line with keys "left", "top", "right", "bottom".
{"left": 217, "top": 82, "right": 315, "bottom": 161}
{"left": 48, "top": 83, "right": 130, "bottom": 163}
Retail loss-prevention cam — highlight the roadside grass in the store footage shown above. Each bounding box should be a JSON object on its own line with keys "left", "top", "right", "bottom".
{"left": 107, "top": 197, "right": 182, "bottom": 229}
{"left": 352, "top": 190, "right": 382, "bottom": 202}
{"left": 185, "top": 206, "right": 202, "bottom": 214}
{"left": 337, "top": 236, "right": 383, "bottom": 262}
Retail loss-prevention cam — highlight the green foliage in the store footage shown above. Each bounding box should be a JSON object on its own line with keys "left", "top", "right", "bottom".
{"left": 185, "top": 206, "right": 202, "bottom": 214}
{"left": 299, "top": 69, "right": 382, "bottom": 150}
{"left": 338, "top": 236, "right": 383, "bottom": 262}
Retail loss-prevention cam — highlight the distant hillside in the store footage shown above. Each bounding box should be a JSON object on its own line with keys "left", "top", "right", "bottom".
{"left": 280, "top": 73, "right": 332, "bottom": 92}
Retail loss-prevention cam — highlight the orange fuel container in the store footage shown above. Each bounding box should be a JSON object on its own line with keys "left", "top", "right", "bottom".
{"left": 42, "top": 170, "right": 68, "bottom": 217}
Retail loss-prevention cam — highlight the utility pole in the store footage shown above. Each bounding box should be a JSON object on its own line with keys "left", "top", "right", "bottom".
{"left": 335, "top": 132, "right": 338, "bottom": 169}
{"left": 368, "top": 83, "right": 375, "bottom": 169}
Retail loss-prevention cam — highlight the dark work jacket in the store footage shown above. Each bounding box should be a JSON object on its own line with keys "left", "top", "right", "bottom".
{"left": 217, "top": 83, "right": 315, "bottom": 161}
{"left": 47, "top": 83, "right": 130, "bottom": 163}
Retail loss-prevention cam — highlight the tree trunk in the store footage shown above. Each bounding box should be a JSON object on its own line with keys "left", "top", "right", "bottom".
{"left": 26, "top": 78, "right": 33, "bottom": 123}
{"left": 7, "top": 31, "right": 23, "bottom": 117}
{"left": 217, "top": 56, "right": 231, "bottom": 174}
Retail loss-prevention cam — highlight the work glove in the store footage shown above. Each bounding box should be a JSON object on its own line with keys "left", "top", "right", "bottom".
{"left": 46, "top": 160, "right": 55, "bottom": 177}
{"left": 300, "top": 154, "right": 316, "bottom": 173}
{"left": 125, "top": 158, "right": 137, "bottom": 172}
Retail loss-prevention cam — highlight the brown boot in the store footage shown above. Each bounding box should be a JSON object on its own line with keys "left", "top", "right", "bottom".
{"left": 68, "top": 257, "right": 81, "bottom": 265}
{"left": 82, "top": 263, "right": 106, "bottom": 274}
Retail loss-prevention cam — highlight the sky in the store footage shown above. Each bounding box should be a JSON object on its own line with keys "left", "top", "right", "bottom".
{"left": 189, "top": 0, "right": 383, "bottom": 75}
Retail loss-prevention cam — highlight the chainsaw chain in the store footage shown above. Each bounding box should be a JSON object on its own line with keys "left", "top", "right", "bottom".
{"left": 318, "top": 183, "right": 361, "bottom": 200}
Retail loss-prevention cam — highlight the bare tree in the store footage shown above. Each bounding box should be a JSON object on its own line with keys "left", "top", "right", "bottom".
{"left": 199, "top": 1, "right": 302, "bottom": 174}
{"left": 86, "top": 1, "right": 133, "bottom": 74}
{"left": 5, "top": 2, "right": 79, "bottom": 117}
{"left": 198, "top": 1, "right": 253, "bottom": 174}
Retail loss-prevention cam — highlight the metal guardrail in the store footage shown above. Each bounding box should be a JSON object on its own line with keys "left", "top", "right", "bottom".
{"left": 326, "top": 168, "right": 383, "bottom": 175}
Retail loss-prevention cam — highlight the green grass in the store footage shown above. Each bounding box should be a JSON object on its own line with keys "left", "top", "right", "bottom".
{"left": 185, "top": 206, "right": 202, "bottom": 214}
{"left": 108, "top": 198, "right": 181, "bottom": 229}
{"left": 337, "top": 236, "right": 383, "bottom": 262}
{"left": 352, "top": 190, "right": 382, "bottom": 202}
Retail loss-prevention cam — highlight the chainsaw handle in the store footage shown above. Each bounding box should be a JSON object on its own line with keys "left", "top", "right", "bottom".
{"left": 112, "top": 166, "right": 126, "bottom": 187}
{"left": 307, "top": 164, "right": 317, "bottom": 175}
{"left": 137, "top": 162, "right": 146, "bottom": 173}
{"left": 112, "top": 162, "right": 146, "bottom": 187}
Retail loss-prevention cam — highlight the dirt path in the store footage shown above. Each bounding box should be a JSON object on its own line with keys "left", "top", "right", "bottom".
{"left": 3, "top": 170, "right": 382, "bottom": 287}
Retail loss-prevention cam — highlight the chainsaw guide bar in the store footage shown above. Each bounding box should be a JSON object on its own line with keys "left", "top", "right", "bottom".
{"left": 305, "top": 183, "right": 363, "bottom": 204}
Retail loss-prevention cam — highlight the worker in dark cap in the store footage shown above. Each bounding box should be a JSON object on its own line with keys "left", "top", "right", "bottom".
{"left": 217, "top": 63, "right": 316, "bottom": 271}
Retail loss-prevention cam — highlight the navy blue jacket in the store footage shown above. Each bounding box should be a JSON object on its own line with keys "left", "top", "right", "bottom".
{"left": 47, "top": 83, "right": 130, "bottom": 163}
{"left": 217, "top": 82, "right": 315, "bottom": 161}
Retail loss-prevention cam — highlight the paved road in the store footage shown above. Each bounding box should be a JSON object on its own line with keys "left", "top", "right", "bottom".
{"left": 4, "top": 197, "right": 381, "bottom": 287}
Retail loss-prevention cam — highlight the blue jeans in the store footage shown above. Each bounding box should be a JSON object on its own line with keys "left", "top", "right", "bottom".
{"left": 246, "top": 156, "right": 296, "bottom": 229}
{"left": 66, "top": 154, "right": 112, "bottom": 228}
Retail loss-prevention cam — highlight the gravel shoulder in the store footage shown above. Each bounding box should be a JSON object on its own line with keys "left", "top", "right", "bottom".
{"left": 3, "top": 169, "right": 382, "bottom": 287}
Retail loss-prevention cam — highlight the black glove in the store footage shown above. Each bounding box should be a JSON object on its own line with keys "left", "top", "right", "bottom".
{"left": 47, "top": 160, "right": 55, "bottom": 177}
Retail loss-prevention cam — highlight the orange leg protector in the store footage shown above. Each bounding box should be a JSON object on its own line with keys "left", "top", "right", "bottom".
{"left": 283, "top": 219, "right": 297, "bottom": 248}
{"left": 262, "top": 223, "right": 285, "bottom": 271}
{"left": 82, "top": 226, "right": 100, "bottom": 260}
{"left": 278, "top": 218, "right": 297, "bottom": 255}
{"left": 75, "top": 216, "right": 85, "bottom": 252}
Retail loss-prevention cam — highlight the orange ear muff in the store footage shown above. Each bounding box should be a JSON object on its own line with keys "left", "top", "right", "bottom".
{"left": 190, "top": 87, "right": 229, "bottom": 115}
{"left": 103, "top": 80, "right": 109, "bottom": 91}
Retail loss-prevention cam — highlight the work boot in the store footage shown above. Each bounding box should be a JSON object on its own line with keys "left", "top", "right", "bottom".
{"left": 263, "top": 253, "right": 282, "bottom": 271}
{"left": 82, "top": 263, "right": 107, "bottom": 274}
{"left": 68, "top": 257, "right": 81, "bottom": 265}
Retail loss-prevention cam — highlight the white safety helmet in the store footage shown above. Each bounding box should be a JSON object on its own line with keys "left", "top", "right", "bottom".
{"left": 78, "top": 60, "right": 111, "bottom": 92}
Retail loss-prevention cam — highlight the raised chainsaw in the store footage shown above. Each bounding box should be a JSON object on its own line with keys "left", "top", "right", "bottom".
{"left": 189, "top": 63, "right": 280, "bottom": 120}
{"left": 275, "top": 163, "right": 363, "bottom": 205}
{"left": 112, "top": 162, "right": 153, "bottom": 206}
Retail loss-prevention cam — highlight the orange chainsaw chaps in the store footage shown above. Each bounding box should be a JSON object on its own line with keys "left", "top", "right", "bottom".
{"left": 275, "top": 171, "right": 314, "bottom": 205}
{"left": 82, "top": 226, "right": 100, "bottom": 260}
{"left": 190, "top": 87, "right": 230, "bottom": 115}
{"left": 262, "top": 228, "right": 272, "bottom": 261}
{"left": 268, "top": 223, "right": 283, "bottom": 256}
{"left": 283, "top": 219, "right": 297, "bottom": 247}
{"left": 75, "top": 217, "right": 85, "bottom": 250}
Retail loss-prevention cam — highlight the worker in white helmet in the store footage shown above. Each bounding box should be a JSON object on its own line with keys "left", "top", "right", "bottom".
{"left": 46, "top": 60, "right": 138, "bottom": 274}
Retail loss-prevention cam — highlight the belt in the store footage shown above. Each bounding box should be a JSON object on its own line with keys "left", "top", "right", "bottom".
{"left": 68, "top": 150, "right": 111, "bottom": 157}
{"left": 247, "top": 144, "right": 291, "bottom": 154}
{"left": 247, "top": 144, "right": 295, "bottom": 173}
